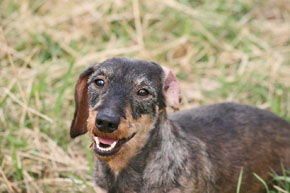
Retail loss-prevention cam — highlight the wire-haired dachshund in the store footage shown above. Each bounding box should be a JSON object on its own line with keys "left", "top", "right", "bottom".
{"left": 70, "top": 57, "right": 290, "bottom": 193}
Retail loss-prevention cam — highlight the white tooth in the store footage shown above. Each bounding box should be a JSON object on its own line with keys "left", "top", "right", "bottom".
{"left": 94, "top": 136, "right": 100, "bottom": 145}
{"left": 111, "top": 141, "right": 117, "bottom": 148}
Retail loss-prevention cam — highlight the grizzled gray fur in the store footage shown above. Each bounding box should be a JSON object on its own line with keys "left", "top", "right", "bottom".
{"left": 70, "top": 57, "right": 290, "bottom": 193}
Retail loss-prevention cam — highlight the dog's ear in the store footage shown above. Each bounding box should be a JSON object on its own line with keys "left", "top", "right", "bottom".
{"left": 70, "top": 64, "right": 96, "bottom": 138}
{"left": 162, "top": 66, "right": 182, "bottom": 111}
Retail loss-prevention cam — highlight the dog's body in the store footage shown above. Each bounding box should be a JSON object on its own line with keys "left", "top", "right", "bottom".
{"left": 70, "top": 57, "right": 290, "bottom": 193}
{"left": 171, "top": 103, "right": 290, "bottom": 193}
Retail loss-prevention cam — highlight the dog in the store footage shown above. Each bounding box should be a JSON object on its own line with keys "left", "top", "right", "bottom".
{"left": 70, "top": 57, "right": 290, "bottom": 193}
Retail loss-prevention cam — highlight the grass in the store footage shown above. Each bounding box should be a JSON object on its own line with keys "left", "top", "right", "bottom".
{"left": 236, "top": 168, "right": 243, "bottom": 193}
{"left": 0, "top": 0, "right": 289, "bottom": 192}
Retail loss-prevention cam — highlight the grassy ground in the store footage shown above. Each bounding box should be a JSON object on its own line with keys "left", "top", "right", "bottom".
{"left": 0, "top": 0, "right": 289, "bottom": 192}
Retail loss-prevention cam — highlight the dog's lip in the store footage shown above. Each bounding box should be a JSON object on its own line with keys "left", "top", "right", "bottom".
{"left": 92, "top": 133, "right": 136, "bottom": 156}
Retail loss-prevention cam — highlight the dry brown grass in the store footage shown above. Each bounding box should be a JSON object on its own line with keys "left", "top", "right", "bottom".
{"left": 0, "top": 0, "right": 289, "bottom": 192}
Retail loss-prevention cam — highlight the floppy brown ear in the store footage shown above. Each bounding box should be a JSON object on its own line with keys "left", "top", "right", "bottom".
{"left": 70, "top": 64, "right": 96, "bottom": 138}
{"left": 162, "top": 66, "right": 182, "bottom": 111}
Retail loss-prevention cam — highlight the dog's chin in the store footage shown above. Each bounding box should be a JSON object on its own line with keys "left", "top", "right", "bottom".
{"left": 92, "top": 133, "right": 136, "bottom": 157}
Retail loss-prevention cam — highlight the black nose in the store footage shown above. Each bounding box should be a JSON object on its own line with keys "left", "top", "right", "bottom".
{"left": 95, "top": 111, "right": 120, "bottom": 133}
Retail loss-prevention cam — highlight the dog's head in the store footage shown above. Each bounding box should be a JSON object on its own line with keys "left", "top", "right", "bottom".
{"left": 70, "top": 57, "right": 181, "bottom": 168}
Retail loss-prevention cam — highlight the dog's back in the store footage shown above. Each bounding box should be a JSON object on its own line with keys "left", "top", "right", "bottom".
{"left": 170, "top": 102, "right": 290, "bottom": 192}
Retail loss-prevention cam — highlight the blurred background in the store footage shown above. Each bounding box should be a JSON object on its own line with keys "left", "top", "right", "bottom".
{"left": 0, "top": 0, "right": 289, "bottom": 192}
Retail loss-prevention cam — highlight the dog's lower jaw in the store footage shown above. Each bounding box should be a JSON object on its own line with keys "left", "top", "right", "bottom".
{"left": 94, "top": 117, "right": 215, "bottom": 193}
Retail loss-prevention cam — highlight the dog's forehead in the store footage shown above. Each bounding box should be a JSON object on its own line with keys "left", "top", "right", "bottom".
{"left": 95, "top": 58, "right": 163, "bottom": 81}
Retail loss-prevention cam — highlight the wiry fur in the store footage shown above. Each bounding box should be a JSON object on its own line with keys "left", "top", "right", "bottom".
{"left": 70, "top": 57, "right": 290, "bottom": 193}
{"left": 94, "top": 116, "right": 215, "bottom": 193}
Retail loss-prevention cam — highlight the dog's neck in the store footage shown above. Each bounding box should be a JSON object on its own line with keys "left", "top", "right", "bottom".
{"left": 95, "top": 112, "right": 191, "bottom": 192}
{"left": 141, "top": 114, "right": 191, "bottom": 188}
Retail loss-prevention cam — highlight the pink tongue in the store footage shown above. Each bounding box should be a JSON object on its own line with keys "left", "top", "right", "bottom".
{"left": 98, "top": 137, "right": 117, "bottom": 145}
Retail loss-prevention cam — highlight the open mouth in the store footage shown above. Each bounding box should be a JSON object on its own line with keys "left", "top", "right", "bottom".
{"left": 93, "top": 133, "right": 136, "bottom": 156}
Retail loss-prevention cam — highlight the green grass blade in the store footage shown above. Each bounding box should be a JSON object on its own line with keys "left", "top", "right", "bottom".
{"left": 254, "top": 173, "right": 270, "bottom": 193}
{"left": 236, "top": 168, "right": 243, "bottom": 193}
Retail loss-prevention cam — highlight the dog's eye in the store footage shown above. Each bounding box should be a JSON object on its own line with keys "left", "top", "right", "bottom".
{"left": 95, "top": 79, "right": 105, "bottom": 87}
{"left": 137, "top": 88, "right": 149, "bottom": 96}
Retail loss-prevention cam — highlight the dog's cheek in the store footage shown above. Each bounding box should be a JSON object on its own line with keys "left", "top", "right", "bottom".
{"left": 134, "top": 114, "right": 154, "bottom": 132}
{"left": 88, "top": 85, "right": 101, "bottom": 107}
{"left": 87, "top": 110, "right": 98, "bottom": 134}
{"left": 119, "top": 114, "right": 154, "bottom": 155}
{"left": 120, "top": 105, "right": 139, "bottom": 137}
{"left": 132, "top": 98, "right": 158, "bottom": 119}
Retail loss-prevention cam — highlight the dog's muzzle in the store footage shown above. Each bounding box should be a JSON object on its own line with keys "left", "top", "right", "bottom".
{"left": 95, "top": 110, "right": 120, "bottom": 133}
